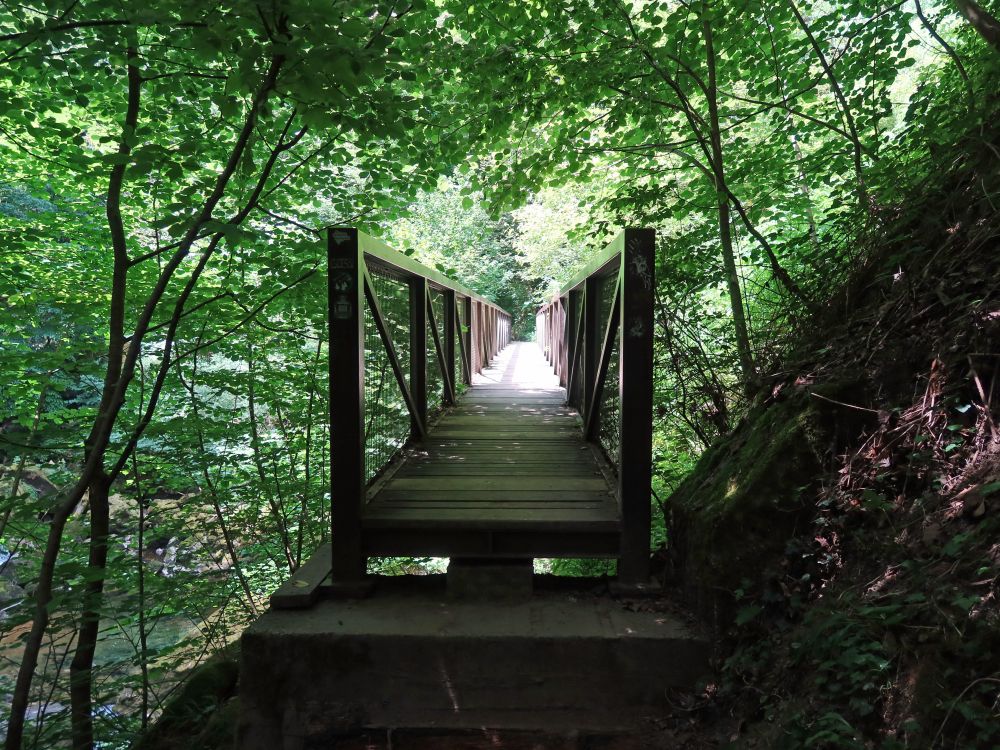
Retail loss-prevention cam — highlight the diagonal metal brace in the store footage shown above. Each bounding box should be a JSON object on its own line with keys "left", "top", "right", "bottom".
{"left": 363, "top": 268, "right": 427, "bottom": 440}
{"left": 426, "top": 288, "right": 457, "bottom": 405}
{"left": 585, "top": 270, "right": 622, "bottom": 442}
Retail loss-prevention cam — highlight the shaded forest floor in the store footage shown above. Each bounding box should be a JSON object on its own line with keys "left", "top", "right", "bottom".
{"left": 653, "top": 119, "right": 1000, "bottom": 748}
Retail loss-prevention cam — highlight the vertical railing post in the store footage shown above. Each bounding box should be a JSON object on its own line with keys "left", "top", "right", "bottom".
{"left": 618, "top": 228, "right": 655, "bottom": 585}
{"left": 546, "top": 306, "right": 553, "bottom": 365}
{"left": 409, "top": 276, "right": 428, "bottom": 438}
{"left": 566, "top": 291, "right": 579, "bottom": 404}
{"left": 328, "top": 228, "right": 365, "bottom": 583}
{"left": 490, "top": 307, "right": 496, "bottom": 359}
{"left": 477, "top": 302, "right": 484, "bottom": 371}
{"left": 559, "top": 297, "right": 568, "bottom": 384}
{"left": 444, "top": 289, "right": 456, "bottom": 404}
{"left": 485, "top": 306, "right": 492, "bottom": 363}
{"left": 463, "top": 296, "right": 473, "bottom": 384}
{"left": 582, "top": 276, "right": 599, "bottom": 425}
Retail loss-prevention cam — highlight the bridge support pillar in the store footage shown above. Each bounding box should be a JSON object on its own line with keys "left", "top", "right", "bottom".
{"left": 447, "top": 558, "right": 533, "bottom": 600}
{"left": 618, "top": 228, "right": 655, "bottom": 586}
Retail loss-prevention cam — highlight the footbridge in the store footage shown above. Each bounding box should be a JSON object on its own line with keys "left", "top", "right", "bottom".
{"left": 271, "top": 226, "right": 656, "bottom": 605}
{"left": 237, "top": 228, "right": 711, "bottom": 749}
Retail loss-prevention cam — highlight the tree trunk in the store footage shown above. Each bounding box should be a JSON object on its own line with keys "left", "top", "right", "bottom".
{"left": 68, "top": 472, "right": 111, "bottom": 750}
{"left": 703, "top": 15, "right": 756, "bottom": 387}
{"left": 953, "top": 0, "right": 1000, "bottom": 53}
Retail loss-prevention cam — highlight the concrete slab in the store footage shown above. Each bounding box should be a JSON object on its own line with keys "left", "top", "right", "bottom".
{"left": 447, "top": 557, "right": 534, "bottom": 599}
{"left": 237, "top": 577, "right": 709, "bottom": 750}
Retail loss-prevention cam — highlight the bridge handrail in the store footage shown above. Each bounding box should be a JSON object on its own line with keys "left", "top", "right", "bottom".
{"left": 535, "top": 228, "right": 654, "bottom": 582}
{"left": 328, "top": 228, "right": 511, "bottom": 581}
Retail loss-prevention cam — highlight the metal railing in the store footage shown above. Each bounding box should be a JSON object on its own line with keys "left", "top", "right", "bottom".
{"left": 536, "top": 228, "right": 654, "bottom": 582}
{"left": 328, "top": 228, "right": 511, "bottom": 581}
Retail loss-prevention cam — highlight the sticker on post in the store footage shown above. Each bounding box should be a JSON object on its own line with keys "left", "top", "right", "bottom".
{"left": 331, "top": 272, "right": 354, "bottom": 320}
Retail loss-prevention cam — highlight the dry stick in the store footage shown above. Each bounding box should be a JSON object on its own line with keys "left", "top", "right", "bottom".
{"left": 932, "top": 675, "right": 1000, "bottom": 746}
{"left": 809, "top": 390, "right": 883, "bottom": 414}
{"left": 32, "top": 630, "right": 77, "bottom": 750}
{"left": 268, "top": 389, "right": 305, "bottom": 537}
{"left": 967, "top": 355, "right": 997, "bottom": 439}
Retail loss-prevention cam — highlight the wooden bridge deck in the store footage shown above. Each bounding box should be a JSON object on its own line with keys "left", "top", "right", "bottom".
{"left": 362, "top": 342, "right": 621, "bottom": 557}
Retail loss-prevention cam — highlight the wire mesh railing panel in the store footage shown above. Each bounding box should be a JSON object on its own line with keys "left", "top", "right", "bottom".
{"left": 596, "top": 271, "right": 621, "bottom": 466}
{"left": 456, "top": 295, "right": 470, "bottom": 396}
{"left": 470, "top": 303, "right": 480, "bottom": 374}
{"left": 363, "top": 263, "right": 412, "bottom": 483}
{"left": 568, "top": 290, "right": 585, "bottom": 409}
{"left": 427, "top": 287, "right": 446, "bottom": 415}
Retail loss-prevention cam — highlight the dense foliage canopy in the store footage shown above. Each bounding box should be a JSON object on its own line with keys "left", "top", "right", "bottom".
{"left": 1, "top": 0, "right": 998, "bottom": 747}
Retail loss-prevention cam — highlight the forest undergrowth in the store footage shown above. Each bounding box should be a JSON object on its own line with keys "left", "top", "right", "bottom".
{"left": 656, "top": 108, "right": 1000, "bottom": 750}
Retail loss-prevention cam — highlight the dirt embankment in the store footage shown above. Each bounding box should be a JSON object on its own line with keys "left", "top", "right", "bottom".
{"left": 664, "top": 125, "right": 1000, "bottom": 747}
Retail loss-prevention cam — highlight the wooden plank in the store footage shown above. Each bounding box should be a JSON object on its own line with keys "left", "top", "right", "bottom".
{"left": 403, "top": 443, "right": 590, "bottom": 451}
{"left": 398, "top": 466, "right": 599, "bottom": 476}
{"left": 362, "top": 529, "right": 621, "bottom": 558}
{"left": 434, "top": 422, "right": 579, "bottom": 429}
{"left": 352, "top": 339, "right": 630, "bottom": 557}
{"left": 372, "top": 501, "right": 610, "bottom": 509}
{"left": 385, "top": 476, "right": 609, "bottom": 491}
{"left": 402, "top": 451, "right": 593, "bottom": 460}
{"left": 399, "top": 460, "right": 596, "bottom": 468}
{"left": 434, "top": 423, "right": 580, "bottom": 432}
{"left": 362, "top": 508, "right": 619, "bottom": 532}
{"left": 417, "top": 445, "right": 593, "bottom": 454}
{"left": 449, "top": 405, "right": 574, "bottom": 412}
{"left": 270, "top": 543, "right": 332, "bottom": 609}
{"left": 460, "top": 395, "right": 566, "bottom": 402}
{"left": 373, "top": 490, "right": 615, "bottom": 503}
{"left": 442, "top": 417, "right": 579, "bottom": 426}
{"left": 364, "top": 505, "right": 617, "bottom": 519}
{"left": 430, "top": 431, "right": 580, "bottom": 441}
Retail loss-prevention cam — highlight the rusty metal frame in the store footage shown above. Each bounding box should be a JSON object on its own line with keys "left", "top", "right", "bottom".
{"left": 535, "top": 229, "right": 655, "bottom": 584}
{"left": 327, "top": 228, "right": 512, "bottom": 587}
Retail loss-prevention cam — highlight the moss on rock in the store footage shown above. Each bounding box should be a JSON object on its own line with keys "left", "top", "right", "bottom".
{"left": 668, "top": 385, "right": 861, "bottom": 628}
{"left": 133, "top": 653, "right": 239, "bottom": 750}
